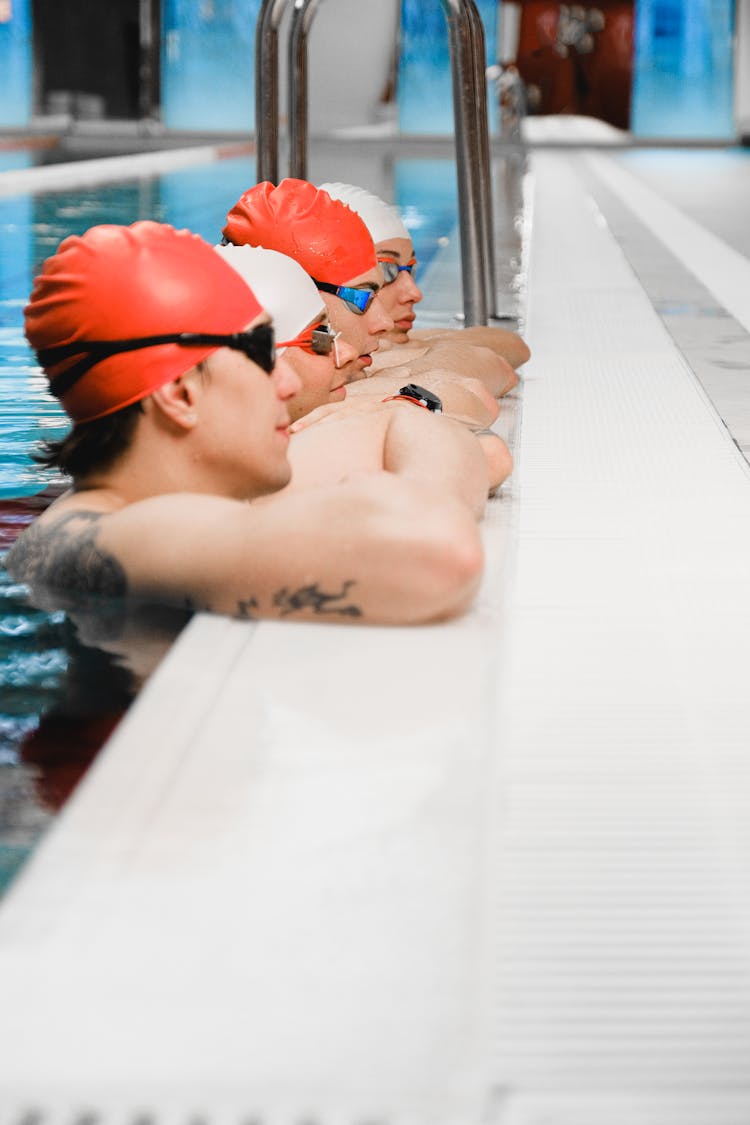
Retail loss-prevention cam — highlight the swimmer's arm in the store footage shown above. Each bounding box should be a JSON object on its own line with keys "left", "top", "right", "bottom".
{"left": 288, "top": 393, "right": 505, "bottom": 506}
{"left": 288, "top": 386, "right": 511, "bottom": 497}
{"left": 407, "top": 341, "right": 520, "bottom": 398}
{"left": 473, "top": 431, "right": 514, "bottom": 495}
{"left": 378, "top": 403, "right": 497, "bottom": 519}
{"left": 95, "top": 480, "right": 483, "bottom": 625}
{"left": 367, "top": 342, "right": 431, "bottom": 372}
{"left": 5, "top": 509, "right": 127, "bottom": 596}
{"left": 368, "top": 340, "right": 518, "bottom": 399}
{"left": 409, "top": 325, "right": 531, "bottom": 370}
{"left": 342, "top": 368, "right": 499, "bottom": 426}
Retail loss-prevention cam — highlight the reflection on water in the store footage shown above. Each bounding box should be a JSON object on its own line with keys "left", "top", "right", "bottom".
{"left": 0, "top": 529, "right": 190, "bottom": 895}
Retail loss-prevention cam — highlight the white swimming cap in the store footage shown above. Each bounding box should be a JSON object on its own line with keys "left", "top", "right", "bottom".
{"left": 214, "top": 243, "right": 325, "bottom": 353}
{"left": 319, "top": 182, "right": 410, "bottom": 244}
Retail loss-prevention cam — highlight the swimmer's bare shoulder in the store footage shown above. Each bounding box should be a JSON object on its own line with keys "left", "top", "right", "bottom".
{"left": 7, "top": 481, "right": 483, "bottom": 626}
{"left": 6, "top": 507, "right": 127, "bottom": 596}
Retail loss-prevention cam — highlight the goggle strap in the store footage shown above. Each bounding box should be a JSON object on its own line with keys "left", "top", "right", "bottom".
{"left": 40, "top": 327, "right": 275, "bottom": 399}
{"left": 45, "top": 353, "right": 101, "bottom": 397}
{"left": 311, "top": 279, "right": 338, "bottom": 297}
{"left": 40, "top": 335, "right": 195, "bottom": 398}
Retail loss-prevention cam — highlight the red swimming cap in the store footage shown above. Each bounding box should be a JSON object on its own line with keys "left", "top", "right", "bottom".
{"left": 25, "top": 221, "right": 264, "bottom": 424}
{"left": 222, "top": 179, "right": 376, "bottom": 285}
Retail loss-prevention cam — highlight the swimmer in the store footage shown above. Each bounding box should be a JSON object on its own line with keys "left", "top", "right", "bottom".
{"left": 221, "top": 178, "right": 500, "bottom": 430}
{"left": 223, "top": 179, "right": 391, "bottom": 381}
{"left": 319, "top": 182, "right": 531, "bottom": 391}
{"left": 216, "top": 240, "right": 511, "bottom": 501}
{"left": 214, "top": 242, "right": 358, "bottom": 424}
{"left": 5, "top": 221, "right": 484, "bottom": 625}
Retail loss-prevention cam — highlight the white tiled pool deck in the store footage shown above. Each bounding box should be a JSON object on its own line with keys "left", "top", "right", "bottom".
{"left": 2, "top": 124, "right": 750, "bottom": 1121}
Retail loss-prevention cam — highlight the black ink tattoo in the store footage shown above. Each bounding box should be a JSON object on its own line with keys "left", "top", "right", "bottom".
{"left": 236, "top": 596, "right": 260, "bottom": 620}
{"left": 5, "top": 512, "right": 127, "bottom": 598}
{"left": 272, "top": 580, "right": 362, "bottom": 618}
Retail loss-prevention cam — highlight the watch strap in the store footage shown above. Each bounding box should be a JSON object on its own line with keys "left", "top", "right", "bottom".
{"left": 382, "top": 393, "right": 432, "bottom": 411}
{"left": 381, "top": 383, "right": 443, "bottom": 413}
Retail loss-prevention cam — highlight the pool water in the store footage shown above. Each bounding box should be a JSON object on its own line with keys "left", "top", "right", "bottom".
{"left": 0, "top": 546, "right": 190, "bottom": 894}
{"left": 0, "top": 152, "right": 463, "bottom": 895}
{"left": 0, "top": 563, "right": 137, "bottom": 892}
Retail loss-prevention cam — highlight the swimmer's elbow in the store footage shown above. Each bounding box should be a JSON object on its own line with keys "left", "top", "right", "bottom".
{"left": 357, "top": 477, "right": 484, "bottom": 623}
{"left": 477, "top": 433, "right": 513, "bottom": 494}
{"left": 494, "top": 331, "right": 531, "bottom": 370}
{"left": 495, "top": 438, "right": 514, "bottom": 487}
{"left": 442, "top": 530, "right": 484, "bottom": 619}
{"left": 463, "top": 375, "right": 501, "bottom": 419}
{"left": 414, "top": 509, "right": 485, "bottom": 622}
{"left": 495, "top": 360, "right": 519, "bottom": 398}
{"left": 516, "top": 336, "right": 531, "bottom": 366}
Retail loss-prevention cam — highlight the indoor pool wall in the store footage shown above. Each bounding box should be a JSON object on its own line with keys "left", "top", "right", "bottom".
{"left": 2, "top": 0, "right": 743, "bottom": 140}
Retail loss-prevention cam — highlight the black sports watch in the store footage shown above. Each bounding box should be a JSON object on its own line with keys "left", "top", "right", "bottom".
{"left": 382, "top": 383, "right": 443, "bottom": 413}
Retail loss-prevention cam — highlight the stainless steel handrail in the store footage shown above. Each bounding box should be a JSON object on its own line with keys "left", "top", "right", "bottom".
{"left": 441, "top": 0, "right": 488, "bottom": 324}
{"left": 465, "top": 0, "right": 498, "bottom": 318}
{"left": 255, "top": 0, "right": 289, "bottom": 183}
{"left": 288, "top": 0, "right": 321, "bottom": 180}
{"left": 255, "top": 0, "right": 495, "bottom": 325}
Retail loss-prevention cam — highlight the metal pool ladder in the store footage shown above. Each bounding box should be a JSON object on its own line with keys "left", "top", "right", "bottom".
{"left": 254, "top": 0, "right": 497, "bottom": 327}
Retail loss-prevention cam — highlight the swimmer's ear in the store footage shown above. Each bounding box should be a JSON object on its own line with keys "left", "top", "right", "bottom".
{"left": 149, "top": 372, "right": 200, "bottom": 431}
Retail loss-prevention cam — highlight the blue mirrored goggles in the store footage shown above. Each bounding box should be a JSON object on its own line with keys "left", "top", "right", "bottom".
{"left": 39, "top": 324, "right": 276, "bottom": 398}
{"left": 378, "top": 257, "right": 418, "bottom": 285}
{"left": 312, "top": 279, "right": 376, "bottom": 316}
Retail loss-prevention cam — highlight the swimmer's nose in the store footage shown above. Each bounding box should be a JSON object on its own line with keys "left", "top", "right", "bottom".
{"left": 366, "top": 291, "right": 395, "bottom": 335}
{"left": 334, "top": 335, "right": 359, "bottom": 370}
{"left": 399, "top": 270, "right": 423, "bottom": 304}
{"left": 273, "top": 353, "right": 302, "bottom": 400}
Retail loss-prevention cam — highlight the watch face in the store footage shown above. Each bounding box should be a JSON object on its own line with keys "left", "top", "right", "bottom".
{"left": 398, "top": 383, "right": 443, "bottom": 412}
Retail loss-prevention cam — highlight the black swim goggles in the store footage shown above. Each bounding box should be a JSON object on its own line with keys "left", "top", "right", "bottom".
{"left": 37, "top": 323, "right": 276, "bottom": 398}
{"left": 311, "top": 279, "right": 376, "bottom": 316}
{"left": 378, "top": 257, "right": 418, "bottom": 285}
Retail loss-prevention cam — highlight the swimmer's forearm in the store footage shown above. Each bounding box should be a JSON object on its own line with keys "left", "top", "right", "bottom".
{"left": 382, "top": 407, "right": 489, "bottom": 521}
{"left": 87, "top": 485, "right": 484, "bottom": 626}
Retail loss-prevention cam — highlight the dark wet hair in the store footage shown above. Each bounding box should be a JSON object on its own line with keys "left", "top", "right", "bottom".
{"left": 34, "top": 400, "right": 144, "bottom": 479}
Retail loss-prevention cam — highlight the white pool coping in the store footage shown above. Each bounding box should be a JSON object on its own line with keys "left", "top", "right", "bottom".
{"left": 2, "top": 145, "right": 750, "bottom": 1121}
{"left": 0, "top": 142, "right": 251, "bottom": 198}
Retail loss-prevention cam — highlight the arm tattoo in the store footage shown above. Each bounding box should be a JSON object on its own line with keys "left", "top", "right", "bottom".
{"left": 6, "top": 511, "right": 127, "bottom": 598}
{"left": 236, "top": 596, "right": 260, "bottom": 620}
{"left": 273, "top": 580, "right": 362, "bottom": 618}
